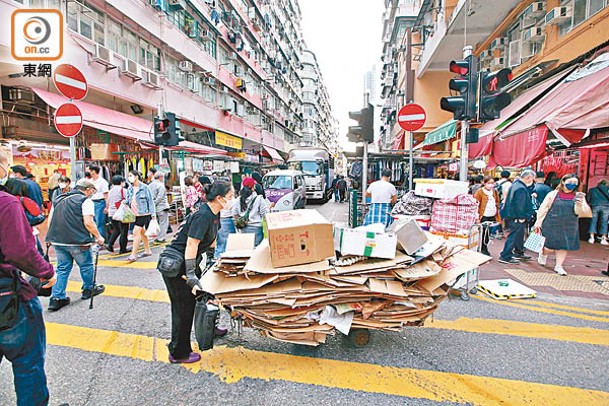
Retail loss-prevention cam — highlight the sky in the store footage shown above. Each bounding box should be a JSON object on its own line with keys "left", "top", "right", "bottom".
{"left": 298, "top": 0, "right": 385, "bottom": 152}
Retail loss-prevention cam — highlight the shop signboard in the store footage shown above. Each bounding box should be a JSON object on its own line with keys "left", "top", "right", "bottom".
{"left": 54, "top": 102, "right": 83, "bottom": 137}
{"left": 215, "top": 131, "right": 243, "bottom": 150}
{"left": 228, "top": 151, "right": 246, "bottom": 159}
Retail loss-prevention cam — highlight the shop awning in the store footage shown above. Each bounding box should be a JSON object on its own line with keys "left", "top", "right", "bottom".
{"left": 422, "top": 120, "right": 457, "bottom": 147}
{"left": 32, "top": 88, "right": 154, "bottom": 142}
{"left": 263, "top": 145, "right": 284, "bottom": 162}
{"left": 499, "top": 53, "right": 609, "bottom": 146}
{"left": 493, "top": 125, "right": 549, "bottom": 168}
{"left": 178, "top": 141, "right": 228, "bottom": 156}
{"left": 468, "top": 68, "right": 574, "bottom": 159}
{"left": 392, "top": 131, "right": 405, "bottom": 150}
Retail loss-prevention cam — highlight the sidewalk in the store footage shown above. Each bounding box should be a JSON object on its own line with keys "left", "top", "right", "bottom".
{"left": 480, "top": 236, "right": 609, "bottom": 300}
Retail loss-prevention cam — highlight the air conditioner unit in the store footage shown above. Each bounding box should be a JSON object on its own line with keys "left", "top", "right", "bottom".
{"left": 234, "top": 66, "right": 244, "bottom": 76}
{"left": 545, "top": 7, "right": 571, "bottom": 25}
{"left": 221, "top": 86, "right": 229, "bottom": 93}
{"left": 92, "top": 44, "right": 116, "bottom": 68}
{"left": 525, "top": 1, "right": 546, "bottom": 18}
{"left": 200, "top": 29, "right": 214, "bottom": 42}
{"left": 236, "top": 104, "right": 245, "bottom": 117}
{"left": 169, "top": 0, "right": 186, "bottom": 10}
{"left": 149, "top": 0, "right": 167, "bottom": 12}
{"left": 521, "top": 42, "right": 535, "bottom": 59}
{"left": 522, "top": 26, "right": 545, "bottom": 43}
{"left": 203, "top": 76, "right": 215, "bottom": 85}
{"left": 522, "top": 16, "right": 537, "bottom": 29}
{"left": 120, "top": 59, "right": 142, "bottom": 80}
{"left": 479, "top": 50, "right": 492, "bottom": 61}
{"left": 187, "top": 74, "right": 200, "bottom": 93}
{"left": 179, "top": 61, "right": 193, "bottom": 72}
{"left": 7, "top": 88, "right": 36, "bottom": 103}
{"left": 141, "top": 69, "right": 161, "bottom": 89}
{"left": 491, "top": 57, "right": 506, "bottom": 69}
{"left": 491, "top": 37, "right": 507, "bottom": 50}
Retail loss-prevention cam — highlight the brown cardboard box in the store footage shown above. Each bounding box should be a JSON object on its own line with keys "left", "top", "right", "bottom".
{"left": 90, "top": 144, "right": 119, "bottom": 161}
{"left": 265, "top": 209, "right": 335, "bottom": 268}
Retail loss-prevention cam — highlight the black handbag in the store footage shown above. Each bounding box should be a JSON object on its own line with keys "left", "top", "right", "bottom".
{"left": 194, "top": 293, "right": 219, "bottom": 351}
{"left": 0, "top": 274, "right": 20, "bottom": 332}
{"left": 156, "top": 246, "right": 184, "bottom": 278}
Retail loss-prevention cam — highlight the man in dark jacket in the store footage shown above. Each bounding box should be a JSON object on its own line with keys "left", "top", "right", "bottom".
{"left": 499, "top": 169, "right": 536, "bottom": 264}
{"left": 331, "top": 175, "right": 340, "bottom": 202}
{"left": 11, "top": 165, "right": 44, "bottom": 209}
{"left": 0, "top": 151, "right": 56, "bottom": 406}
{"left": 337, "top": 176, "right": 348, "bottom": 203}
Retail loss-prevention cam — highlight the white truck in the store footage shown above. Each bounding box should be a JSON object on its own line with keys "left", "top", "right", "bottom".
{"left": 287, "top": 147, "right": 334, "bottom": 202}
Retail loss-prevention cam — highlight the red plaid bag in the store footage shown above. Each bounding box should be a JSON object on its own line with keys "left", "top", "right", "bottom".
{"left": 430, "top": 194, "right": 479, "bottom": 234}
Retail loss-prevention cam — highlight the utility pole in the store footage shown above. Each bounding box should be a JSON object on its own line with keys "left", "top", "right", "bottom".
{"left": 157, "top": 103, "right": 164, "bottom": 166}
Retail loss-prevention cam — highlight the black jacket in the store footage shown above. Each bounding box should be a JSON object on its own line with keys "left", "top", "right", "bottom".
{"left": 589, "top": 185, "right": 609, "bottom": 207}
{"left": 501, "top": 179, "right": 534, "bottom": 220}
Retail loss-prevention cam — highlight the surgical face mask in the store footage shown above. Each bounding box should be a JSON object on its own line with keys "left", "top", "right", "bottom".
{"left": 484, "top": 183, "right": 494, "bottom": 190}
{"left": 58, "top": 182, "right": 67, "bottom": 189}
{"left": 565, "top": 183, "right": 578, "bottom": 191}
{"left": 128, "top": 176, "right": 136, "bottom": 184}
{"left": 221, "top": 196, "right": 236, "bottom": 211}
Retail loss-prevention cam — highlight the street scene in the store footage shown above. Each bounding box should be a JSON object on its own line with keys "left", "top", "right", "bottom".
{"left": 1, "top": 0, "right": 609, "bottom": 405}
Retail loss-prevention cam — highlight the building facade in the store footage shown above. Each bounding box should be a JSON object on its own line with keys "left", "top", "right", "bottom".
{"left": 0, "top": 0, "right": 338, "bottom": 179}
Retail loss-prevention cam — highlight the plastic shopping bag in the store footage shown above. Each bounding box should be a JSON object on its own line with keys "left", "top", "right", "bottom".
{"left": 112, "top": 204, "right": 126, "bottom": 222}
{"left": 145, "top": 218, "right": 160, "bottom": 238}
{"left": 524, "top": 232, "right": 545, "bottom": 253}
{"left": 121, "top": 205, "right": 136, "bottom": 224}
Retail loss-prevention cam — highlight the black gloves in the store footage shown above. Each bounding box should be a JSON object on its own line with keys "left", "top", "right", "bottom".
{"left": 184, "top": 258, "right": 202, "bottom": 291}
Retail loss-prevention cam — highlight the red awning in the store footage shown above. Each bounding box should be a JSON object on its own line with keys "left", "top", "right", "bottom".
{"left": 178, "top": 141, "right": 228, "bottom": 156}
{"left": 468, "top": 68, "right": 573, "bottom": 159}
{"left": 263, "top": 145, "right": 284, "bottom": 162}
{"left": 493, "top": 125, "right": 548, "bottom": 167}
{"left": 32, "top": 88, "right": 154, "bottom": 142}
{"left": 392, "top": 131, "right": 405, "bottom": 150}
{"left": 500, "top": 55, "right": 609, "bottom": 146}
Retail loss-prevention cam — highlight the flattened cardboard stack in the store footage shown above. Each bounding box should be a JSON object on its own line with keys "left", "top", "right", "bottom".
{"left": 201, "top": 215, "right": 490, "bottom": 346}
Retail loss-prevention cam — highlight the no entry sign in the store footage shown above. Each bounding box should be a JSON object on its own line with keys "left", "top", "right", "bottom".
{"left": 398, "top": 103, "right": 426, "bottom": 132}
{"left": 53, "top": 64, "right": 88, "bottom": 100}
{"left": 54, "top": 103, "right": 83, "bottom": 137}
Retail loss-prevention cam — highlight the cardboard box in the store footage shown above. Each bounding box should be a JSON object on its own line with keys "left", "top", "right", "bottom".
{"left": 265, "top": 209, "right": 335, "bottom": 268}
{"left": 392, "top": 214, "right": 431, "bottom": 230}
{"left": 90, "top": 143, "right": 119, "bottom": 161}
{"left": 431, "top": 228, "right": 480, "bottom": 251}
{"left": 414, "top": 179, "right": 469, "bottom": 199}
{"left": 334, "top": 227, "right": 397, "bottom": 259}
{"left": 387, "top": 217, "right": 428, "bottom": 255}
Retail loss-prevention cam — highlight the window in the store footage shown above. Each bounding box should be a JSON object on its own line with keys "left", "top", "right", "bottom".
{"left": 66, "top": 2, "right": 105, "bottom": 45}
{"left": 560, "top": 0, "right": 608, "bottom": 35}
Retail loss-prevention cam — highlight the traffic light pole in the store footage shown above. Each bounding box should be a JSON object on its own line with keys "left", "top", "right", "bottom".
{"left": 362, "top": 141, "right": 368, "bottom": 197}
{"left": 459, "top": 120, "right": 469, "bottom": 181}
{"left": 157, "top": 103, "right": 164, "bottom": 166}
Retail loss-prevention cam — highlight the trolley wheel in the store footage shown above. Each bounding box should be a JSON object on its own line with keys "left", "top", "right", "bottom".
{"left": 470, "top": 286, "right": 478, "bottom": 295}
{"left": 460, "top": 291, "right": 471, "bottom": 301}
{"left": 349, "top": 329, "right": 370, "bottom": 347}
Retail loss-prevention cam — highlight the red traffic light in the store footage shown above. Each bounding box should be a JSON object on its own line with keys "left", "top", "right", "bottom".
{"left": 449, "top": 60, "right": 469, "bottom": 75}
{"left": 481, "top": 68, "right": 513, "bottom": 93}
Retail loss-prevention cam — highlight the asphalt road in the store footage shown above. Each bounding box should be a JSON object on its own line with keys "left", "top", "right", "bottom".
{"left": 1, "top": 200, "right": 608, "bottom": 405}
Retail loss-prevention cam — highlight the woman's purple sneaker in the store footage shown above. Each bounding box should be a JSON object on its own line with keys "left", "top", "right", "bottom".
{"left": 168, "top": 352, "right": 201, "bottom": 364}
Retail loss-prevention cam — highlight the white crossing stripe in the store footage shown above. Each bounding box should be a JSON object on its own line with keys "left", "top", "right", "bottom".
{"left": 55, "top": 73, "right": 87, "bottom": 90}
{"left": 399, "top": 113, "right": 425, "bottom": 121}
{"left": 56, "top": 116, "right": 82, "bottom": 124}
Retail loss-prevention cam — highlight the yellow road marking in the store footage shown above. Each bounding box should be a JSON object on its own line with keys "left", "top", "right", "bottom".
{"left": 473, "top": 295, "right": 609, "bottom": 323}
{"left": 45, "top": 322, "right": 609, "bottom": 405}
{"left": 523, "top": 299, "right": 609, "bottom": 316}
{"left": 426, "top": 318, "right": 609, "bottom": 347}
{"left": 97, "top": 259, "right": 157, "bottom": 269}
{"left": 64, "top": 282, "right": 609, "bottom": 347}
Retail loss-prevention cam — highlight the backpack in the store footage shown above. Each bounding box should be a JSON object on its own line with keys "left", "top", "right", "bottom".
{"left": 495, "top": 179, "right": 506, "bottom": 201}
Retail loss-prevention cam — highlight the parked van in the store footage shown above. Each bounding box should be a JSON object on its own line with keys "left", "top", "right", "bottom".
{"left": 263, "top": 170, "right": 307, "bottom": 211}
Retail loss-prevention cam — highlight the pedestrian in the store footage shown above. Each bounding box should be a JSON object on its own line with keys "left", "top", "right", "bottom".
{"left": 498, "top": 169, "right": 536, "bottom": 264}
{"left": 469, "top": 175, "right": 484, "bottom": 195}
{"left": 193, "top": 175, "right": 204, "bottom": 200}
{"left": 233, "top": 177, "right": 269, "bottom": 247}
{"left": 362, "top": 169, "right": 397, "bottom": 227}
{"left": 496, "top": 170, "right": 512, "bottom": 207}
{"left": 125, "top": 171, "right": 156, "bottom": 263}
{"left": 51, "top": 176, "right": 71, "bottom": 202}
{"left": 183, "top": 176, "right": 198, "bottom": 216}
{"left": 331, "top": 175, "right": 340, "bottom": 202}
{"left": 46, "top": 178, "right": 105, "bottom": 311}
{"left": 534, "top": 174, "right": 585, "bottom": 275}
{"left": 159, "top": 181, "right": 233, "bottom": 364}
{"left": 106, "top": 175, "right": 129, "bottom": 254}
{"left": 214, "top": 188, "right": 237, "bottom": 259}
{"left": 88, "top": 165, "right": 109, "bottom": 239}
{"left": 150, "top": 171, "right": 170, "bottom": 243}
{"left": 0, "top": 151, "right": 57, "bottom": 406}
{"left": 197, "top": 176, "right": 213, "bottom": 204}
{"left": 10, "top": 165, "right": 43, "bottom": 209}
{"left": 532, "top": 171, "right": 552, "bottom": 208}
{"left": 587, "top": 179, "right": 609, "bottom": 245}
{"left": 251, "top": 171, "right": 266, "bottom": 197}
{"left": 474, "top": 176, "right": 501, "bottom": 256}
{"left": 545, "top": 171, "right": 560, "bottom": 189}
{"left": 47, "top": 169, "right": 61, "bottom": 199}
{"left": 337, "top": 176, "right": 348, "bottom": 202}
{"left": 147, "top": 167, "right": 157, "bottom": 184}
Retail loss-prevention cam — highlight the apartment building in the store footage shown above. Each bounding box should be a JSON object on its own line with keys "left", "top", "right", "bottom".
{"left": 0, "top": 0, "right": 337, "bottom": 173}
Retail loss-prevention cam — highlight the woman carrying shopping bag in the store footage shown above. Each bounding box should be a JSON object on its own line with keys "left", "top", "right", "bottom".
{"left": 533, "top": 174, "right": 591, "bottom": 276}
{"left": 232, "top": 177, "right": 269, "bottom": 247}
{"left": 473, "top": 176, "right": 501, "bottom": 256}
{"left": 156, "top": 181, "right": 233, "bottom": 364}
{"left": 125, "top": 171, "right": 156, "bottom": 262}
{"left": 106, "top": 175, "right": 129, "bottom": 254}
{"left": 183, "top": 176, "right": 198, "bottom": 216}
{"left": 587, "top": 179, "right": 609, "bottom": 245}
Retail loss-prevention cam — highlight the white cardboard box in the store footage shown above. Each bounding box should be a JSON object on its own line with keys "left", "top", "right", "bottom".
{"left": 414, "top": 179, "right": 469, "bottom": 199}
{"left": 334, "top": 227, "right": 397, "bottom": 259}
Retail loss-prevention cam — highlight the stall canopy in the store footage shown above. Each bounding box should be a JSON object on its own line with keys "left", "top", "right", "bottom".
{"left": 498, "top": 53, "right": 609, "bottom": 148}
{"left": 178, "top": 141, "right": 228, "bottom": 155}
{"left": 392, "top": 131, "right": 405, "bottom": 150}
{"left": 493, "top": 125, "right": 549, "bottom": 168}
{"left": 468, "top": 68, "right": 574, "bottom": 159}
{"left": 421, "top": 120, "right": 457, "bottom": 147}
{"left": 263, "top": 145, "right": 284, "bottom": 162}
{"left": 32, "top": 88, "right": 154, "bottom": 142}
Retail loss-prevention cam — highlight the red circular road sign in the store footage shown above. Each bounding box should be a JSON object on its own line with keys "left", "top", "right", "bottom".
{"left": 398, "top": 103, "right": 426, "bottom": 131}
{"left": 54, "top": 103, "right": 83, "bottom": 138}
{"left": 53, "top": 64, "right": 88, "bottom": 100}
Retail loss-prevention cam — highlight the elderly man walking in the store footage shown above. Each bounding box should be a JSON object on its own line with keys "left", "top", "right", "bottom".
{"left": 46, "top": 178, "right": 106, "bottom": 311}
{"left": 362, "top": 169, "right": 397, "bottom": 227}
{"left": 149, "top": 171, "right": 170, "bottom": 243}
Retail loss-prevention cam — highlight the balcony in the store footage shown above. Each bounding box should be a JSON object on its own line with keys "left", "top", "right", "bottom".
{"left": 416, "top": 0, "right": 520, "bottom": 77}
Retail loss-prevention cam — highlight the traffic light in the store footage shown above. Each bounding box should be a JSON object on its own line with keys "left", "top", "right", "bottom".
{"left": 440, "top": 55, "right": 478, "bottom": 120}
{"left": 154, "top": 112, "right": 183, "bottom": 146}
{"left": 478, "top": 68, "right": 512, "bottom": 122}
{"left": 347, "top": 103, "right": 374, "bottom": 143}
